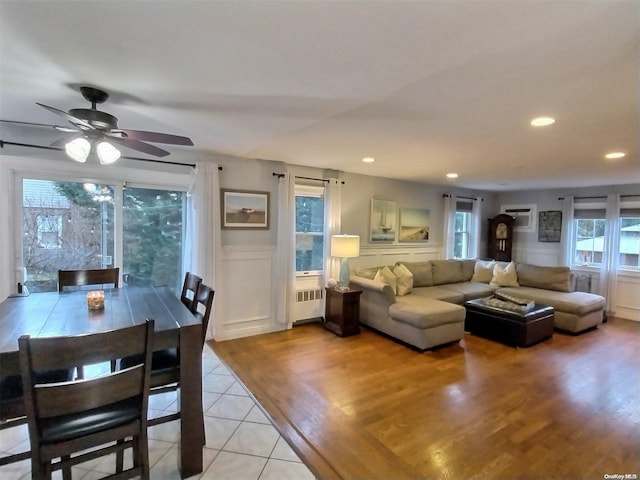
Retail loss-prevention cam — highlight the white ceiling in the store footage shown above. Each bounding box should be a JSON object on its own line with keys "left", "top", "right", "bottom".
{"left": 0, "top": 0, "right": 638, "bottom": 191}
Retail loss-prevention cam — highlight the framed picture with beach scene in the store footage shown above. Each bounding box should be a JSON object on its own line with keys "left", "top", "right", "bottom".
{"left": 221, "top": 189, "right": 270, "bottom": 229}
{"left": 370, "top": 199, "right": 397, "bottom": 243}
{"left": 399, "top": 207, "right": 430, "bottom": 242}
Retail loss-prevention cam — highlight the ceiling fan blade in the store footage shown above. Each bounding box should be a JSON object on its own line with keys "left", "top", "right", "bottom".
{"left": 114, "top": 129, "right": 194, "bottom": 146}
{"left": 50, "top": 133, "right": 82, "bottom": 148}
{"left": 109, "top": 136, "right": 171, "bottom": 157}
{"left": 36, "top": 102, "right": 95, "bottom": 130}
{"left": 0, "top": 119, "right": 78, "bottom": 132}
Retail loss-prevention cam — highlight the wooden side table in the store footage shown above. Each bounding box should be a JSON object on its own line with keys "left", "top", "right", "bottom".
{"left": 324, "top": 287, "right": 362, "bottom": 337}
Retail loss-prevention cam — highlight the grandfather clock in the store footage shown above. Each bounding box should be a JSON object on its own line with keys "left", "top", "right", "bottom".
{"left": 488, "top": 214, "right": 514, "bottom": 261}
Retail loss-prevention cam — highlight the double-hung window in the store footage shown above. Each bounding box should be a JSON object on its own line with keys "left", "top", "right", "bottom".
{"left": 453, "top": 199, "right": 474, "bottom": 259}
{"left": 572, "top": 202, "right": 606, "bottom": 266}
{"left": 619, "top": 202, "right": 640, "bottom": 268}
{"left": 295, "top": 184, "right": 325, "bottom": 274}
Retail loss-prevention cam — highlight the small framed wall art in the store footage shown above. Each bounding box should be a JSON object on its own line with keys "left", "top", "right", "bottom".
{"left": 538, "top": 210, "right": 562, "bottom": 242}
{"left": 370, "top": 199, "right": 397, "bottom": 243}
{"left": 221, "top": 189, "right": 270, "bottom": 229}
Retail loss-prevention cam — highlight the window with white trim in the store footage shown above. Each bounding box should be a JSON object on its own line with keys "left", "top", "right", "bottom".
{"left": 453, "top": 199, "right": 473, "bottom": 259}
{"left": 295, "top": 184, "right": 325, "bottom": 274}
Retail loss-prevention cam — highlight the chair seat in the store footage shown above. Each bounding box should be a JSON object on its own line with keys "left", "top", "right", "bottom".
{"left": 40, "top": 397, "right": 141, "bottom": 444}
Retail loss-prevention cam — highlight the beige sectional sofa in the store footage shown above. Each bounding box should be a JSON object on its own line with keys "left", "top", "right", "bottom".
{"left": 350, "top": 259, "right": 605, "bottom": 351}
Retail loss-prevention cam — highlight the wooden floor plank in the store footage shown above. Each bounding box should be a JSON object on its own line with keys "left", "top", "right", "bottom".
{"left": 210, "top": 318, "right": 640, "bottom": 479}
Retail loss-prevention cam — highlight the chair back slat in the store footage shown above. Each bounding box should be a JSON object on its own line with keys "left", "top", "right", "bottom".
{"left": 180, "top": 272, "right": 202, "bottom": 310}
{"left": 193, "top": 283, "right": 215, "bottom": 346}
{"left": 22, "top": 322, "right": 146, "bottom": 372}
{"left": 58, "top": 268, "right": 120, "bottom": 292}
{"left": 33, "top": 367, "right": 145, "bottom": 419}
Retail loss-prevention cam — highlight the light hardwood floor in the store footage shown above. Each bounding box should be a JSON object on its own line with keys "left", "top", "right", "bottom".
{"left": 210, "top": 318, "right": 640, "bottom": 480}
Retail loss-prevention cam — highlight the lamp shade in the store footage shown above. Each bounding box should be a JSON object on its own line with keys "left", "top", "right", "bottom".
{"left": 331, "top": 235, "right": 360, "bottom": 258}
{"left": 65, "top": 137, "right": 90, "bottom": 163}
{"left": 96, "top": 141, "right": 121, "bottom": 165}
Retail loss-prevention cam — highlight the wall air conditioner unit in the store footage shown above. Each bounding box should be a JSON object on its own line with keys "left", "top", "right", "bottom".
{"left": 500, "top": 204, "right": 537, "bottom": 232}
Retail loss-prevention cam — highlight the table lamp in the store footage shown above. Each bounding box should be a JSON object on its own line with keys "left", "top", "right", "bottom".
{"left": 331, "top": 234, "right": 360, "bottom": 290}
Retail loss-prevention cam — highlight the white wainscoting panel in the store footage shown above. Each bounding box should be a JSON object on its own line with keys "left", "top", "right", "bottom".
{"left": 512, "top": 247, "right": 561, "bottom": 266}
{"left": 215, "top": 245, "right": 286, "bottom": 341}
{"left": 351, "top": 245, "right": 443, "bottom": 269}
{"left": 614, "top": 271, "right": 640, "bottom": 322}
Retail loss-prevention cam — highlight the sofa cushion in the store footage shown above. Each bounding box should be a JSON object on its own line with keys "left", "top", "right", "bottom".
{"left": 374, "top": 266, "right": 397, "bottom": 294}
{"left": 354, "top": 267, "right": 380, "bottom": 280}
{"left": 399, "top": 261, "right": 433, "bottom": 287}
{"left": 471, "top": 260, "right": 495, "bottom": 283}
{"left": 431, "top": 260, "right": 471, "bottom": 285}
{"left": 516, "top": 262, "right": 573, "bottom": 293}
{"left": 411, "top": 286, "right": 464, "bottom": 304}
{"left": 393, "top": 263, "right": 413, "bottom": 296}
{"left": 389, "top": 297, "right": 465, "bottom": 329}
{"left": 496, "top": 286, "right": 604, "bottom": 316}
{"left": 440, "top": 282, "right": 496, "bottom": 301}
{"left": 490, "top": 261, "right": 519, "bottom": 287}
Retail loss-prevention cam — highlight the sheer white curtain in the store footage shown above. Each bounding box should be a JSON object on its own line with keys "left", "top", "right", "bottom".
{"left": 324, "top": 178, "right": 342, "bottom": 282}
{"left": 469, "top": 197, "right": 482, "bottom": 259}
{"left": 275, "top": 172, "right": 296, "bottom": 326}
{"left": 600, "top": 194, "right": 620, "bottom": 315}
{"left": 443, "top": 194, "right": 457, "bottom": 259}
{"left": 184, "top": 161, "right": 219, "bottom": 338}
{"left": 560, "top": 196, "right": 574, "bottom": 267}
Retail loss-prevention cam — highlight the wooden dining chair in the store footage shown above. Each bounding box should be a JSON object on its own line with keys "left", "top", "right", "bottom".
{"left": 120, "top": 283, "right": 214, "bottom": 427}
{"left": 1, "top": 359, "right": 74, "bottom": 467}
{"left": 58, "top": 267, "right": 120, "bottom": 292}
{"left": 19, "top": 320, "right": 154, "bottom": 480}
{"left": 180, "top": 272, "right": 202, "bottom": 311}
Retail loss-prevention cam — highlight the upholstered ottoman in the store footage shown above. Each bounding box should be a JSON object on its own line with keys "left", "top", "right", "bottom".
{"left": 385, "top": 296, "right": 466, "bottom": 351}
{"left": 464, "top": 298, "right": 554, "bottom": 347}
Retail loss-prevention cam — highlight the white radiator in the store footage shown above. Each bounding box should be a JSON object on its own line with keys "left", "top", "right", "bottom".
{"left": 574, "top": 273, "right": 592, "bottom": 293}
{"left": 294, "top": 288, "right": 324, "bottom": 322}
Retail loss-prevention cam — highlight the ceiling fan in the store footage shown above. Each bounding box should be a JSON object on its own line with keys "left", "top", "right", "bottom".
{"left": 17, "top": 86, "right": 193, "bottom": 164}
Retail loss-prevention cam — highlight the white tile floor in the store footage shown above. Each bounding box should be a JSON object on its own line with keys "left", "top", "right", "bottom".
{"left": 0, "top": 346, "right": 316, "bottom": 480}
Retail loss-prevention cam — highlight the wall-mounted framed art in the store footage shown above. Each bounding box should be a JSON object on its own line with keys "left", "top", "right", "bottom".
{"left": 538, "top": 210, "right": 562, "bottom": 242}
{"left": 221, "top": 189, "right": 270, "bottom": 229}
{"left": 370, "top": 199, "right": 397, "bottom": 243}
{"left": 399, "top": 207, "right": 430, "bottom": 242}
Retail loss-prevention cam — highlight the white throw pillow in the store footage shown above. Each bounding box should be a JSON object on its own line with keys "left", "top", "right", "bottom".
{"left": 471, "top": 260, "right": 496, "bottom": 283}
{"left": 490, "top": 261, "right": 519, "bottom": 288}
{"left": 374, "top": 266, "right": 397, "bottom": 295}
{"left": 393, "top": 263, "right": 413, "bottom": 296}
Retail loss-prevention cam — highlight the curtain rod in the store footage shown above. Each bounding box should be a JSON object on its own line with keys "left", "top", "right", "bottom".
{"left": 558, "top": 195, "right": 639, "bottom": 200}
{"left": 272, "top": 172, "right": 345, "bottom": 184}
{"left": 0, "top": 139, "right": 196, "bottom": 168}
{"left": 443, "top": 194, "right": 482, "bottom": 201}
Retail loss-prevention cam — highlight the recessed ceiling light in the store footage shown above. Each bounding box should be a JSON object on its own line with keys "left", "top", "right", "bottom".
{"left": 530, "top": 116, "right": 555, "bottom": 127}
{"left": 446, "top": 173, "right": 458, "bottom": 179}
{"left": 605, "top": 152, "right": 626, "bottom": 159}
{"left": 362, "top": 157, "right": 375, "bottom": 163}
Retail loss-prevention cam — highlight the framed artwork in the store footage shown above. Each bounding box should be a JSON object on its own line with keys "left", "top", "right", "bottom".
{"left": 221, "top": 189, "right": 270, "bottom": 229}
{"left": 538, "top": 210, "right": 562, "bottom": 242}
{"left": 370, "top": 199, "right": 397, "bottom": 243}
{"left": 399, "top": 207, "right": 430, "bottom": 242}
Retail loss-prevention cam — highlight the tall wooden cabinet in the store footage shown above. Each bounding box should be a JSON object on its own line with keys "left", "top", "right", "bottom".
{"left": 487, "top": 214, "right": 515, "bottom": 261}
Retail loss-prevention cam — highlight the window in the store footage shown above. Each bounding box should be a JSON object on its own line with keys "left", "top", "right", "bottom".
{"left": 453, "top": 199, "right": 473, "bottom": 259}
{"left": 571, "top": 199, "right": 640, "bottom": 269}
{"left": 619, "top": 204, "right": 640, "bottom": 268}
{"left": 295, "top": 185, "right": 325, "bottom": 274}
{"left": 21, "top": 178, "right": 186, "bottom": 293}
{"left": 573, "top": 203, "right": 606, "bottom": 266}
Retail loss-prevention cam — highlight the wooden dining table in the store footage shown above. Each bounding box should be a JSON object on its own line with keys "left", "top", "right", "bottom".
{"left": 0, "top": 286, "right": 205, "bottom": 478}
